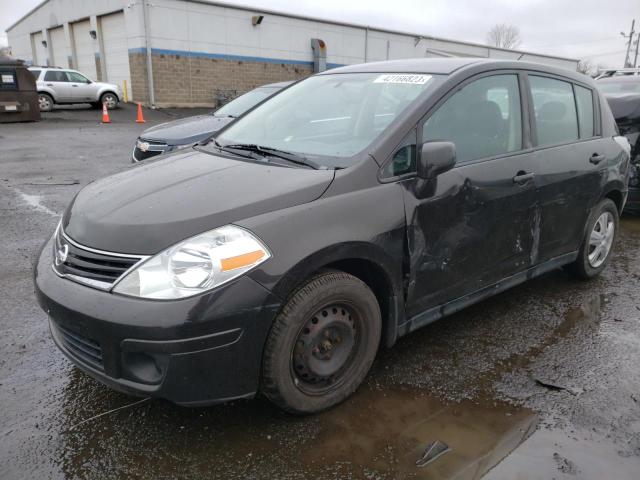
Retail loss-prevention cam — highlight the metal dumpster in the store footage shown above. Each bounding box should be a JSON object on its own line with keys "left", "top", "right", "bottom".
{"left": 0, "top": 55, "right": 40, "bottom": 123}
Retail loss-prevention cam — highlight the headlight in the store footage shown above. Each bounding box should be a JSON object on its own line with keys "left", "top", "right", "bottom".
{"left": 113, "top": 225, "right": 270, "bottom": 299}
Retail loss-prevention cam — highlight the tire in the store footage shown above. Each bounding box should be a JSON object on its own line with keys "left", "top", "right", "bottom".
{"left": 566, "top": 198, "right": 619, "bottom": 279}
{"left": 261, "top": 270, "right": 381, "bottom": 414}
{"left": 100, "top": 92, "right": 119, "bottom": 109}
{"left": 38, "top": 93, "right": 54, "bottom": 112}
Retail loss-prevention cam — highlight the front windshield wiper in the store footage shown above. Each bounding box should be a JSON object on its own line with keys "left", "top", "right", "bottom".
{"left": 222, "top": 143, "right": 318, "bottom": 169}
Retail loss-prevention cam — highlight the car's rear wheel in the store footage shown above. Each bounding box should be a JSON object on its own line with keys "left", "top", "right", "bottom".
{"left": 261, "top": 270, "right": 381, "bottom": 414}
{"left": 567, "top": 198, "right": 618, "bottom": 279}
{"left": 38, "top": 93, "right": 54, "bottom": 112}
{"left": 100, "top": 92, "right": 118, "bottom": 109}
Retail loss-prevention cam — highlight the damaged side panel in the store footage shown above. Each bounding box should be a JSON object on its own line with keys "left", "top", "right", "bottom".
{"left": 401, "top": 152, "right": 540, "bottom": 322}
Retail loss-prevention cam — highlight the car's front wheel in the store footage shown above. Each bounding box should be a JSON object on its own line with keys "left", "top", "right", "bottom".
{"left": 38, "top": 93, "right": 54, "bottom": 112}
{"left": 100, "top": 92, "right": 119, "bottom": 109}
{"left": 261, "top": 270, "right": 381, "bottom": 414}
{"left": 567, "top": 198, "right": 619, "bottom": 279}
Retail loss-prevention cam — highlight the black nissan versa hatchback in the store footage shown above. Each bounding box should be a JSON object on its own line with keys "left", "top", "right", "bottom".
{"left": 35, "top": 58, "right": 630, "bottom": 414}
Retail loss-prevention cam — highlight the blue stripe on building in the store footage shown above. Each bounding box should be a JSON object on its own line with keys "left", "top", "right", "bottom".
{"left": 128, "top": 47, "right": 344, "bottom": 69}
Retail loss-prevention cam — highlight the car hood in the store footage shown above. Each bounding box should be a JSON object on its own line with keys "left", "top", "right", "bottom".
{"left": 62, "top": 150, "right": 335, "bottom": 255}
{"left": 605, "top": 93, "right": 640, "bottom": 123}
{"left": 140, "top": 114, "right": 233, "bottom": 145}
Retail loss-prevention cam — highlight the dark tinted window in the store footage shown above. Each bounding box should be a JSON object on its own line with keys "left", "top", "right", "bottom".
{"left": 530, "top": 76, "right": 578, "bottom": 146}
{"left": 422, "top": 74, "right": 522, "bottom": 163}
{"left": 383, "top": 144, "right": 416, "bottom": 177}
{"left": 574, "top": 85, "right": 595, "bottom": 138}
{"left": 44, "top": 70, "right": 68, "bottom": 82}
{"left": 30, "top": 69, "right": 41, "bottom": 80}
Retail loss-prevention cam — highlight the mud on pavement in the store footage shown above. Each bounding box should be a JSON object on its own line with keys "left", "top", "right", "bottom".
{"left": 1, "top": 106, "right": 640, "bottom": 479}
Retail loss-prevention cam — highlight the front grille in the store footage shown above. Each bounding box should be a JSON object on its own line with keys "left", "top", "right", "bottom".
{"left": 133, "top": 147, "right": 164, "bottom": 161}
{"left": 52, "top": 226, "right": 146, "bottom": 290}
{"left": 132, "top": 138, "right": 169, "bottom": 161}
{"left": 57, "top": 323, "right": 104, "bottom": 371}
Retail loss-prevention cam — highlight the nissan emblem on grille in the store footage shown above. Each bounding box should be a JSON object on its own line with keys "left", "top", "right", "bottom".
{"left": 55, "top": 243, "right": 68, "bottom": 266}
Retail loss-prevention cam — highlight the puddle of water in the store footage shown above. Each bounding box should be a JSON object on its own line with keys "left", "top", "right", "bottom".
{"left": 53, "top": 381, "right": 537, "bottom": 480}
{"left": 302, "top": 387, "right": 538, "bottom": 480}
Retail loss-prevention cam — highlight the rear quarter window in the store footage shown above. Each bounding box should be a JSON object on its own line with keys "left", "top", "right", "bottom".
{"left": 29, "top": 69, "right": 41, "bottom": 80}
{"left": 574, "top": 85, "right": 595, "bottom": 138}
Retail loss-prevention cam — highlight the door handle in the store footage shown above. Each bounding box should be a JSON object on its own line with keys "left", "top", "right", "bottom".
{"left": 71, "top": 84, "right": 78, "bottom": 87}
{"left": 589, "top": 153, "right": 605, "bottom": 164}
{"left": 46, "top": 83, "right": 53, "bottom": 86}
{"left": 513, "top": 171, "right": 535, "bottom": 184}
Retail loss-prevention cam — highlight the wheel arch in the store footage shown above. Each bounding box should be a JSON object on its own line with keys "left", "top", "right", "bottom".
{"left": 99, "top": 90, "right": 119, "bottom": 102}
{"left": 38, "top": 89, "right": 56, "bottom": 101}
{"left": 601, "top": 184, "right": 625, "bottom": 215}
{"left": 266, "top": 242, "right": 405, "bottom": 348}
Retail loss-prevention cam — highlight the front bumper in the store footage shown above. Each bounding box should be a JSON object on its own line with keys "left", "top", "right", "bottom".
{"left": 35, "top": 236, "right": 282, "bottom": 405}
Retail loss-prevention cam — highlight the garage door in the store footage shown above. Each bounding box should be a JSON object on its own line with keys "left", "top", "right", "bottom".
{"left": 72, "top": 20, "right": 97, "bottom": 80}
{"left": 31, "top": 31, "right": 47, "bottom": 66}
{"left": 100, "top": 12, "right": 131, "bottom": 99}
{"left": 49, "top": 27, "right": 70, "bottom": 68}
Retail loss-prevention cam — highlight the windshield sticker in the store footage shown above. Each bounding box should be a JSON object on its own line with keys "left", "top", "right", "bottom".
{"left": 374, "top": 74, "right": 432, "bottom": 85}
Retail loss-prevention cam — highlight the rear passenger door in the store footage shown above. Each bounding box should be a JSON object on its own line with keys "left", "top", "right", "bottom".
{"left": 43, "top": 70, "right": 73, "bottom": 102}
{"left": 527, "top": 74, "right": 605, "bottom": 263}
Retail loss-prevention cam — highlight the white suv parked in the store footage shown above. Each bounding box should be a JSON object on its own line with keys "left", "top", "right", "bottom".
{"left": 29, "top": 67, "right": 122, "bottom": 112}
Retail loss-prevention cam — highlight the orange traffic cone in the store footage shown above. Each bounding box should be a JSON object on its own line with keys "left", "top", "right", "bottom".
{"left": 135, "top": 102, "right": 146, "bottom": 123}
{"left": 101, "top": 102, "right": 111, "bottom": 123}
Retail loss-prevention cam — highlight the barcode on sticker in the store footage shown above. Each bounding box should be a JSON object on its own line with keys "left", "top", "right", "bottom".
{"left": 374, "top": 74, "right": 432, "bottom": 85}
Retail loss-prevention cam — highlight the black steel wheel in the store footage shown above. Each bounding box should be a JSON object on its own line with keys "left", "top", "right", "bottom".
{"left": 261, "top": 270, "right": 381, "bottom": 414}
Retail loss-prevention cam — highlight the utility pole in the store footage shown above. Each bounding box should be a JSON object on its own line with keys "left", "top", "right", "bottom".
{"left": 622, "top": 19, "right": 636, "bottom": 67}
{"left": 634, "top": 32, "right": 639, "bottom": 68}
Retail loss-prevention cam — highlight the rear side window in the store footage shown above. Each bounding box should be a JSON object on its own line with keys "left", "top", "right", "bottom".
{"left": 30, "top": 69, "right": 41, "bottom": 80}
{"left": 44, "top": 70, "right": 68, "bottom": 82}
{"left": 574, "top": 85, "right": 595, "bottom": 138}
{"left": 422, "top": 74, "right": 522, "bottom": 163}
{"left": 529, "top": 76, "right": 578, "bottom": 146}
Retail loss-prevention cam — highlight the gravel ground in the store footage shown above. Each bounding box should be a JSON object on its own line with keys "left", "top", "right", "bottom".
{"left": 1, "top": 104, "right": 639, "bottom": 479}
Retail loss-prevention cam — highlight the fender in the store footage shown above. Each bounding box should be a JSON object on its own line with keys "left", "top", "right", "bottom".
{"left": 252, "top": 241, "right": 405, "bottom": 348}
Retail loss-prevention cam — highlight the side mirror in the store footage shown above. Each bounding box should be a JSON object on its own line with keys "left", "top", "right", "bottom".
{"left": 418, "top": 141, "right": 456, "bottom": 179}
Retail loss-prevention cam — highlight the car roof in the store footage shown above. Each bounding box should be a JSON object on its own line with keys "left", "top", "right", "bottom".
{"left": 320, "top": 57, "right": 590, "bottom": 84}
{"left": 323, "top": 57, "right": 483, "bottom": 75}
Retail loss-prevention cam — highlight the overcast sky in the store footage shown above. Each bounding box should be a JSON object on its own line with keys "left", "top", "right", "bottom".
{"left": 1, "top": 0, "right": 638, "bottom": 68}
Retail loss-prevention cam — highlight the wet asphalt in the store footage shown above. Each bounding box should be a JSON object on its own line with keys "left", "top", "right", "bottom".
{"left": 1, "top": 103, "right": 639, "bottom": 479}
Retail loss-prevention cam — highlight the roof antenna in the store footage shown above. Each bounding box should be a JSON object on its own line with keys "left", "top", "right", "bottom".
{"left": 517, "top": 53, "right": 525, "bottom": 60}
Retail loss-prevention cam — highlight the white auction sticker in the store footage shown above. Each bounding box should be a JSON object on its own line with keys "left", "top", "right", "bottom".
{"left": 5, "top": 105, "right": 17, "bottom": 111}
{"left": 374, "top": 74, "right": 432, "bottom": 85}
{"left": 1, "top": 74, "right": 15, "bottom": 83}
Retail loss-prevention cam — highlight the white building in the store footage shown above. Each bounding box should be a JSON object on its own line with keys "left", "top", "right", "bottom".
{"left": 6, "top": 0, "right": 579, "bottom": 107}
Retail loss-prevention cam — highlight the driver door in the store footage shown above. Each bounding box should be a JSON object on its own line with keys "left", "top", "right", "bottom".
{"left": 400, "top": 73, "right": 540, "bottom": 319}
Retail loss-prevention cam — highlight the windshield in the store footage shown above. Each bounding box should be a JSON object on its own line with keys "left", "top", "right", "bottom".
{"left": 215, "top": 87, "right": 280, "bottom": 117}
{"left": 598, "top": 80, "right": 640, "bottom": 94}
{"left": 210, "top": 73, "right": 443, "bottom": 166}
